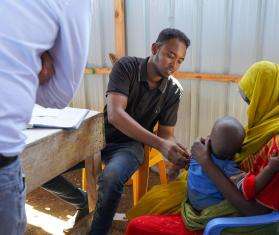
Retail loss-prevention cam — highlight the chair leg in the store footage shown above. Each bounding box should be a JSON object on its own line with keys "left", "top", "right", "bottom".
{"left": 126, "top": 178, "right": 133, "bottom": 186}
{"left": 157, "top": 160, "right": 168, "bottom": 185}
{"left": 132, "top": 171, "right": 139, "bottom": 206}
{"left": 137, "top": 146, "right": 150, "bottom": 201}
{"left": 132, "top": 145, "right": 150, "bottom": 205}
{"left": 82, "top": 168, "right": 87, "bottom": 191}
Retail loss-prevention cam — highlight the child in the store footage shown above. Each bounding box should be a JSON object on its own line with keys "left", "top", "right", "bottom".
{"left": 187, "top": 116, "right": 245, "bottom": 211}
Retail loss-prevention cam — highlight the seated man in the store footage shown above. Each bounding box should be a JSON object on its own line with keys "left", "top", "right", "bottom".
{"left": 90, "top": 28, "right": 191, "bottom": 235}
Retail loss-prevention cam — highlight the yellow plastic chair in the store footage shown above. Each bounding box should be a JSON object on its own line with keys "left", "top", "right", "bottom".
{"left": 131, "top": 145, "right": 168, "bottom": 205}
{"left": 81, "top": 146, "right": 167, "bottom": 206}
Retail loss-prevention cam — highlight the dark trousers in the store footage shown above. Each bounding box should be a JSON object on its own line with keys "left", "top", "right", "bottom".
{"left": 90, "top": 141, "right": 144, "bottom": 235}
{"left": 41, "top": 162, "right": 87, "bottom": 210}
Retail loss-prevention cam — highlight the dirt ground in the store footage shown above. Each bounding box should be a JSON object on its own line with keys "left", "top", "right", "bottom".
{"left": 25, "top": 168, "right": 161, "bottom": 235}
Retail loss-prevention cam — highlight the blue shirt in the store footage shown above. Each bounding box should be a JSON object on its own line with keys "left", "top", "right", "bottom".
{"left": 188, "top": 154, "right": 241, "bottom": 211}
{"left": 0, "top": 1, "right": 92, "bottom": 156}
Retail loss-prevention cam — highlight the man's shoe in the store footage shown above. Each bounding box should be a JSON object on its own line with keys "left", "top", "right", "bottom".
{"left": 64, "top": 212, "right": 93, "bottom": 235}
{"left": 64, "top": 190, "right": 89, "bottom": 233}
{"left": 74, "top": 204, "right": 89, "bottom": 224}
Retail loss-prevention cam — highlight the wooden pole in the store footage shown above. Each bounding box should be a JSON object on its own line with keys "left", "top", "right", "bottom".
{"left": 114, "top": 0, "right": 126, "bottom": 57}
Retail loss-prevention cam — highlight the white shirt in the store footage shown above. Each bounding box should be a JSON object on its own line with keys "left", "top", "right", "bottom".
{"left": 0, "top": 0, "right": 92, "bottom": 156}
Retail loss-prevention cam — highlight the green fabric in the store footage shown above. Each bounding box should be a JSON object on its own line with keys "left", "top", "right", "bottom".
{"left": 181, "top": 200, "right": 238, "bottom": 230}
{"left": 181, "top": 199, "right": 279, "bottom": 234}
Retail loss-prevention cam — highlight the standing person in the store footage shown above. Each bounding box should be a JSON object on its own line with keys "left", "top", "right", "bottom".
{"left": 0, "top": 1, "right": 92, "bottom": 234}
{"left": 90, "top": 28, "right": 191, "bottom": 235}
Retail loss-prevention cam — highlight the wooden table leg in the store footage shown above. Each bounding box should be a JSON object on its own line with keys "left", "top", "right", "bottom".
{"left": 84, "top": 151, "right": 101, "bottom": 212}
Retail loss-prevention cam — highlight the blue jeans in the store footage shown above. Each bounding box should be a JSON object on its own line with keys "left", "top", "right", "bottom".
{"left": 0, "top": 158, "right": 26, "bottom": 235}
{"left": 90, "top": 141, "right": 144, "bottom": 235}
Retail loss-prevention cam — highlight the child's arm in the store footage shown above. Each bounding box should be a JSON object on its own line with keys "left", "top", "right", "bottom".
{"left": 255, "top": 156, "right": 279, "bottom": 194}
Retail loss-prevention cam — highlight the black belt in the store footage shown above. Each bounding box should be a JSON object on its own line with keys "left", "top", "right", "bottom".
{"left": 0, "top": 154, "right": 18, "bottom": 169}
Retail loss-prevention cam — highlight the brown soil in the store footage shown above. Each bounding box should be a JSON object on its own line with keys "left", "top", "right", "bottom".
{"left": 25, "top": 169, "right": 161, "bottom": 235}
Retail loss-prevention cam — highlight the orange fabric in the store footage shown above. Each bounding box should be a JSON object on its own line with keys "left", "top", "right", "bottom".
{"left": 241, "top": 135, "right": 279, "bottom": 210}
{"left": 240, "top": 136, "right": 279, "bottom": 172}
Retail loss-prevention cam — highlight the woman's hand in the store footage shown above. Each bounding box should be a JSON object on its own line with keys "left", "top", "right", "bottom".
{"left": 254, "top": 155, "right": 279, "bottom": 195}
{"left": 190, "top": 137, "right": 211, "bottom": 166}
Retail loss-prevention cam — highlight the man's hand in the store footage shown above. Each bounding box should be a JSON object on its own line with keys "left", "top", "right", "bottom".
{"left": 159, "top": 140, "right": 190, "bottom": 168}
{"left": 190, "top": 137, "right": 211, "bottom": 166}
{"left": 168, "top": 164, "right": 181, "bottom": 181}
{"left": 266, "top": 156, "right": 279, "bottom": 174}
{"left": 38, "top": 51, "right": 55, "bottom": 85}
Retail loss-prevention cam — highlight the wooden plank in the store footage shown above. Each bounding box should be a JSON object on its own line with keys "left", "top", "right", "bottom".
{"left": 173, "top": 71, "right": 241, "bottom": 83}
{"left": 84, "top": 66, "right": 241, "bottom": 83}
{"left": 114, "top": 0, "right": 126, "bottom": 57}
{"left": 84, "top": 67, "right": 111, "bottom": 75}
{"left": 22, "top": 113, "right": 105, "bottom": 194}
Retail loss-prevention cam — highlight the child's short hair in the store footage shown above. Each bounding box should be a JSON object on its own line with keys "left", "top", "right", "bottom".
{"left": 210, "top": 116, "right": 245, "bottom": 159}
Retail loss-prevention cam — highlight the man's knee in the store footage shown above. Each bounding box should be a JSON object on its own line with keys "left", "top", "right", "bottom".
{"left": 99, "top": 169, "right": 125, "bottom": 195}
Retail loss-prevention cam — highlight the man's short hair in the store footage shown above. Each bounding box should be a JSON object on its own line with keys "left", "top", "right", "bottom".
{"left": 156, "top": 28, "right": 190, "bottom": 48}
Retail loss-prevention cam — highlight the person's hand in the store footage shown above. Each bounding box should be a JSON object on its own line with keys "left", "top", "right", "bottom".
{"left": 266, "top": 156, "right": 279, "bottom": 174}
{"left": 176, "top": 142, "right": 191, "bottom": 170}
{"left": 159, "top": 140, "right": 190, "bottom": 168}
{"left": 38, "top": 51, "right": 55, "bottom": 85}
{"left": 168, "top": 164, "right": 181, "bottom": 181}
{"left": 190, "top": 137, "right": 211, "bottom": 166}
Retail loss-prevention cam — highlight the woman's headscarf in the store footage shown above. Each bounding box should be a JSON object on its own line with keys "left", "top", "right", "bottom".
{"left": 235, "top": 61, "right": 279, "bottom": 163}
